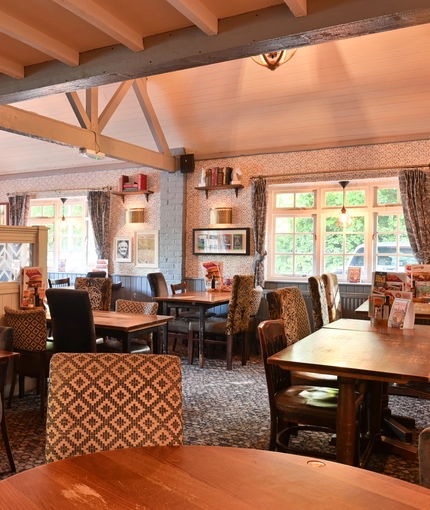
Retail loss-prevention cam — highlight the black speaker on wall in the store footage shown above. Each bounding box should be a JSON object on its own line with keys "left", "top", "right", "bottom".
{"left": 180, "top": 154, "right": 195, "bottom": 173}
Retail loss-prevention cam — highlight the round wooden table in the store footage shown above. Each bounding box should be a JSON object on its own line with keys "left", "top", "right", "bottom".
{"left": 1, "top": 446, "right": 429, "bottom": 508}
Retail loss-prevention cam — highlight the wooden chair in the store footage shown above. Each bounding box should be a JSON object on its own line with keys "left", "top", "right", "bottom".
{"left": 74, "top": 277, "right": 112, "bottom": 311}
{"left": 258, "top": 319, "right": 365, "bottom": 459}
{"left": 188, "top": 274, "right": 255, "bottom": 370}
{"left": 266, "top": 287, "right": 337, "bottom": 387}
{"left": 419, "top": 427, "right": 430, "bottom": 489}
{"left": 4, "top": 307, "right": 54, "bottom": 416}
{"left": 48, "top": 277, "right": 70, "bottom": 288}
{"left": 45, "top": 353, "right": 183, "bottom": 462}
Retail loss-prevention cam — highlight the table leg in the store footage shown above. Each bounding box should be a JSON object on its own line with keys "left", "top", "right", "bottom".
{"left": 336, "top": 376, "right": 357, "bottom": 465}
{"left": 199, "top": 306, "right": 205, "bottom": 369}
{"left": 162, "top": 302, "right": 169, "bottom": 354}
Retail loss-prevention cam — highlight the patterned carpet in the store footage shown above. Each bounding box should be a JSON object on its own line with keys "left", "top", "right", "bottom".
{"left": 1, "top": 352, "right": 429, "bottom": 484}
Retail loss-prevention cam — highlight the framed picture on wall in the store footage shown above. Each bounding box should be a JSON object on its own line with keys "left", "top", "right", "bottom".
{"left": 193, "top": 228, "right": 250, "bottom": 255}
{"left": 0, "top": 203, "right": 8, "bottom": 225}
{"left": 115, "top": 237, "right": 132, "bottom": 262}
{"left": 135, "top": 230, "right": 159, "bottom": 268}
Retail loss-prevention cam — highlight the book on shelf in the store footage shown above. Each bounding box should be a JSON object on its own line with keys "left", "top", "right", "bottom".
{"left": 347, "top": 266, "right": 361, "bottom": 283}
{"left": 137, "top": 173, "right": 147, "bottom": 191}
{"left": 388, "top": 297, "right": 415, "bottom": 329}
{"left": 372, "top": 271, "right": 387, "bottom": 295}
{"left": 118, "top": 174, "right": 128, "bottom": 191}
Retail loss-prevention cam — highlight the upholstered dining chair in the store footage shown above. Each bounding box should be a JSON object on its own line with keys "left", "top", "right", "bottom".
{"left": 258, "top": 319, "right": 365, "bottom": 459}
{"left": 266, "top": 287, "right": 337, "bottom": 388}
{"left": 4, "top": 306, "right": 54, "bottom": 415}
{"left": 308, "top": 275, "right": 330, "bottom": 330}
{"left": 74, "top": 276, "right": 112, "bottom": 311}
{"left": 188, "top": 274, "right": 255, "bottom": 370}
{"left": 47, "top": 277, "right": 70, "bottom": 288}
{"left": 419, "top": 426, "right": 430, "bottom": 489}
{"left": 45, "top": 353, "right": 183, "bottom": 462}
{"left": 46, "top": 288, "right": 97, "bottom": 353}
{"left": 86, "top": 271, "right": 107, "bottom": 277}
{"left": 322, "top": 273, "right": 342, "bottom": 323}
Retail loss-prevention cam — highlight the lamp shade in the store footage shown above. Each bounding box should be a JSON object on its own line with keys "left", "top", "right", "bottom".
{"left": 210, "top": 207, "right": 232, "bottom": 225}
{"left": 126, "top": 208, "right": 144, "bottom": 223}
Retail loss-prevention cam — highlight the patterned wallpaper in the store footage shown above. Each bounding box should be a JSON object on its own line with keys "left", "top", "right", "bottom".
{"left": 1, "top": 139, "right": 429, "bottom": 278}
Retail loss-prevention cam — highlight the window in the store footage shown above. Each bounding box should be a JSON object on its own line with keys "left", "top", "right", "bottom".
{"left": 29, "top": 197, "right": 97, "bottom": 273}
{"left": 267, "top": 180, "right": 417, "bottom": 282}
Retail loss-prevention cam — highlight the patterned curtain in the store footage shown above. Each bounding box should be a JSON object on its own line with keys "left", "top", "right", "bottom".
{"left": 251, "top": 178, "right": 267, "bottom": 287}
{"left": 87, "top": 191, "right": 111, "bottom": 259}
{"left": 398, "top": 168, "right": 430, "bottom": 264}
{"left": 8, "top": 195, "right": 30, "bottom": 226}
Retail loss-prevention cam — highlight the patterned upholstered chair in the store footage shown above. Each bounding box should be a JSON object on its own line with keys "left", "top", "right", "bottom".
{"left": 100, "top": 299, "right": 158, "bottom": 354}
{"left": 4, "top": 306, "right": 54, "bottom": 415}
{"left": 266, "top": 287, "right": 337, "bottom": 388}
{"left": 322, "top": 273, "right": 342, "bottom": 322}
{"left": 74, "top": 277, "right": 112, "bottom": 311}
{"left": 419, "top": 427, "right": 430, "bottom": 489}
{"left": 247, "top": 286, "right": 263, "bottom": 354}
{"left": 258, "top": 319, "right": 365, "bottom": 456}
{"left": 45, "top": 353, "right": 183, "bottom": 463}
{"left": 308, "top": 275, "right": 330, "bottom": 330}
{"left": 188, "top": 274, "right": 255, "bottom": 370}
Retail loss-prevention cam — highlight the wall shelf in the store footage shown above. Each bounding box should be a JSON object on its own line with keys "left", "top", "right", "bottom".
{"left": 112, "top": 190, "right": 154, "bottom": 203}
{"left": 195, "top": 184, "right": 244, "bottom": 199}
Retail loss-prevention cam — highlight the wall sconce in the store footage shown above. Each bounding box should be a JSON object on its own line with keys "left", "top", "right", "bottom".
{"left": 126, "top": 208, "right": 145, "bottom": 224}
{"left": 336, "top": 181, "right": 353, "bottom": 229}
{"left": 210, "top": 207, "right": 232, "bottom": 225}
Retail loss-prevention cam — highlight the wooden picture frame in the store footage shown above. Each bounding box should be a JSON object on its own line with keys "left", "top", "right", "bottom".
{"left": 115, "top": 237, "right": 132, "bottom": 262}
{"left": 193, "top": 228, "right": 250, "bottom": 255}
{"left": 0, "top": 203, "right": 8, "bottom": 225}
{"left": 135, "top": 230, "right": 159, "bottom": 268}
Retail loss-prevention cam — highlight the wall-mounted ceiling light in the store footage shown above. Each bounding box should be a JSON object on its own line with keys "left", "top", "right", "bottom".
{"left": 60, "top": 197, "right": 67, "bottom": 221}
{"left": 210, "top": 207, "right": 232, "bottom": 225}
{"left": 336, "top": 181, "right": 353, "bottom": 229}
{"left": 126, "top": 208, "right": 145, "bottom": 224}
{"left": 79, "top": 147, "right": 105, "bottom": 160}
{"left": 251, "top": 49, "right": 297, "bottom": 71}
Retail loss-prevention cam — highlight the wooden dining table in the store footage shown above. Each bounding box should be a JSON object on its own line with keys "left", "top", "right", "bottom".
{"left": 355, "top": 299, "right": 430, "bottom": 320}
{"left": 153, "top": 290, "right": 231, "bottom": 366}
{"left": 268, "top": 320, "right": 430, "bottom": 466}
{"left": 1, "top": 445, "right": 429, "bottom": 509}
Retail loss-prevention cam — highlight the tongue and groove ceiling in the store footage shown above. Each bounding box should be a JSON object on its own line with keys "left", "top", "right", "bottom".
{"left": 0, "top": 0, "right": 429, "bottom": 179}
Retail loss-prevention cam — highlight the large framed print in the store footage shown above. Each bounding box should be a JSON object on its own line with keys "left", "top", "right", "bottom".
{"left": 135, "top": 230, "right": 159, "bottom": 268}
{"left": 193, "top": 228, "right": 250, "bottom": 255}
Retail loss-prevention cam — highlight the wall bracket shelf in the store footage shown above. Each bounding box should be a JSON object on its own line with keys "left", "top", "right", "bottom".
{"left": 195, "top": 184, "right": 244, "bottom": 199}
{"left": 112, "top": 190, "right": 154, "bottom": 203}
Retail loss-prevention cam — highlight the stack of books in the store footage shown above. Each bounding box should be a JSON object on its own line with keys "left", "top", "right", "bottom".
{"left": 118, "top": 174, "right": 147, "bottom": 191}
{"left": 202, "top": 167, "right": 233, "bottom": 186}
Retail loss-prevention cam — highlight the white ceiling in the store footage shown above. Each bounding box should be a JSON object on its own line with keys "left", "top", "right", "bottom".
{"left": 0, "top": 0, "right": 429, "bottom": 179}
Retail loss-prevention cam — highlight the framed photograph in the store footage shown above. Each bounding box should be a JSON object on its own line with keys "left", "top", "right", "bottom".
{"left": 135, "top": 230, "right": 159, "bottom": 268}
{"left": 0, "top": 203, "right": 8, "bottom": 225}
{"left": 193, "top": 228, "right": 250, "bottom": 255}
{"left": 115, "top": 237, "right": 132, "bottom": 262}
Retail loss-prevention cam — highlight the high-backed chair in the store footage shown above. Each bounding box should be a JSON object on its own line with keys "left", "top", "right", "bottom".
{"left": 4, "top": 307, "right": 54, "bottom": 415}
{"left": 100, "top": 299, "right": 158, "bottom": 354}
{"left": 110, "top": 280, "right": 123, "bottom": 310}
{"left": 419, "top": 427, "right": 430, "bottom": 489}
{"left": 74, "top": 277, "right": 112, "bottom": 311}
{"left": 86, "top": 271, "right": 107, "bottom": 278}
{"left": 45, "top": 353, "right": 183, "bottom": 463}
{"left": 48, "top": 277, "right": 70, "bottom": 288}
{"left": 322, "top": 273, "right": 342, "bottom": 322}
{"left": 258, "top": 319, "right": 364, "bottom": 458}
{"left": 267, "top": 287, "right": 337, "bottom": 388}
{"left": 147, "top": 272, "right": 169, "bottom": 298}
{"left": 188, "top": 274, "right": 255, "bottom": 370}
{"left": 308, "top": 275, "right": 330, "bottom": 330}
{"left": 46, "top": 288, "right": 97, "bottom": 353}
{"left": 247, "top": 286, "right": 263, "bottom": 354}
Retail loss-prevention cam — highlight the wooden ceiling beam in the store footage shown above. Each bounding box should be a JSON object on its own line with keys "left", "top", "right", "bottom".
{"left": 98, "top": 81, "right": 134, "bottom": 132}
{"left": 165, "top": 0, "right": 218, "bottom": 35}
{"left": 0, "top": 56, "right": 24, "bottom": 80}
{"left": 66, "top": 91, "right": 90, "bottom": 129}
{"left": 284, "top": 1, "right": 307, "bottom": 18}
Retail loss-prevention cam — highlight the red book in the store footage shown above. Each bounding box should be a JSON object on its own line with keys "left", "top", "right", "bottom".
{"left": 119, "top": 175, "right": 128, "bottom": 191}
{"left": 137, "top": 173, "right": 147, "bottom": 191}
{"left": 211, "top": 168, "right": 217, "bottom": 187}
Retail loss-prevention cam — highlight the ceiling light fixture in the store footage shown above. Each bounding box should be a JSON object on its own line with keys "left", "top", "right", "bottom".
{"left": 336, "top": 181, "right": 353, "bottom": 229}
{"left": 251, "top": 49, "right": 297, "bottom": 71}
{"left": 60, "top": 197, "right": 67, "bottom": 221}
{"left": 79, "top": 147, "right": 105, "bottom": 160}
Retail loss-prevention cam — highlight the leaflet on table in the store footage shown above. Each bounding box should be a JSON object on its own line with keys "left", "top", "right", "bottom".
{"left": 347, "top": 266, "right": 361, "bottom": 283}
{"left": 20, "top": 266, "right": 45, "bottom": 307}
{"left": 372, "top": 271, "right": 411, "bottom": 294}
{"left": 372, "top": 271, "right": 387, "bottom": 295}
{"left": 388, "top": 298, "right": 415, "bottom": 329}
{"left": 410, "top": 264, "right": 430, "bottom": 298}
{"left": 385, "top": 290, "right": 413, "bottom": 304}
{"left": 368, "top": 294, "right": 386, "bottom": 319}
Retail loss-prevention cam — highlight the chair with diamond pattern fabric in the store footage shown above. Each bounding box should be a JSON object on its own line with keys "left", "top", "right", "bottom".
{"left": 308, "top": 275, "right": 330, "bottom": 331}
{"left": 74, "top": 277, "right": 112, "bottom": 311}
{"left": 322, "top": 273, "right": 342, "bottom": 323}
{"left": 45, "top": 352, "right": 183, "bottom": 463}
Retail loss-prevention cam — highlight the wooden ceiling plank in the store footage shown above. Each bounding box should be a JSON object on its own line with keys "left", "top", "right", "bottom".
{"left": 132, "top": 78, "right": 171, "bottom": 156}
{"left": 51, "top": 0, "right": 144, "bottom": 52}
{"left": 66, "top": 91, "right": 90, "bottom": 129}
{"left": 99, "top": 81, "right": 134, "bottom": 132}
{"left": 0, "top": 56, "right": 24, "bottom": 80}
{"left": 284, "top": 0, "right": 307, "bottom": 18}
{"left": 86, "top": 88, "right": 99, "bottom": 132}
{"left": 0, "top": 10, "right": 79, "bottom": 67}
{"left": 165, "top": 0, "right": 218, "bottom": 35}
{"left": 0, "top": 105, "right": 176, "bottom": 172}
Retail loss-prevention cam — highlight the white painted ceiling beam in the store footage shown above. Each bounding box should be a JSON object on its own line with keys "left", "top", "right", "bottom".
{"left": 0, "top": 10, "right": 79, "bottom": 66}
{"left": 165, "top": 0, "right": 218, "bottom": 35}
{"left": 0, "top": 105, "right": 176, "bottom": 172}
{"left": 0, "top": 56, "right": 24, "bottom": 80}
{"left": 51, "top": 0, "right": 144, "bottom": 51}
{"left": 284, "top": 0, "right": 307, "bottom": 18}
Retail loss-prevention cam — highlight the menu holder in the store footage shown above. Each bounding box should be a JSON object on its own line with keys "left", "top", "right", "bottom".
{"left": 388, "top": 298, "right": 415, "bottom": 329}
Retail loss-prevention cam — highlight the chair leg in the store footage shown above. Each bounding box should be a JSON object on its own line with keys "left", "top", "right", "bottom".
{"left": 187, "top": 330, "right": 194, "bottom": 365}
{"left": 18, "top": 375, "right": 25, "bottom": 398}
{"left": 7, "top": 359, "right": 17, "bottom": 409}
{"left": 0, "top": 402, "right": 16, "bottom": 472}
{"left": 241, "top": 332, "right": 248, "bottom": 366}
{"left": 227, "top": 334, "right": 233, "bottom": 370}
